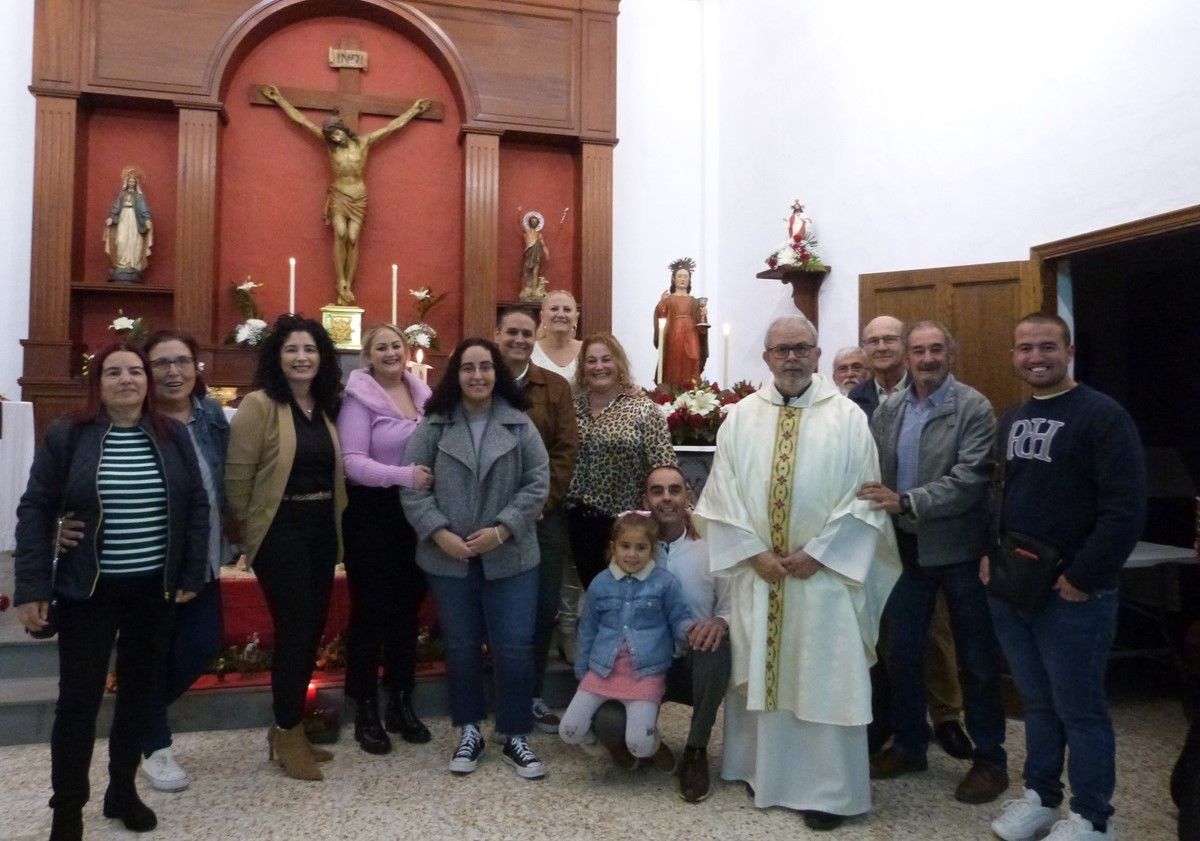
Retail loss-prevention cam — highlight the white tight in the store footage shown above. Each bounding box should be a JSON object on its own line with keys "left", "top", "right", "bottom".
{"left": 558, "top": 689, "right": 661, "bottom": 757}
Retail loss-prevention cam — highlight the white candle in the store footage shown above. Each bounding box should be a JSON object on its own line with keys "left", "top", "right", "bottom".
{"left": 288, "top": 257, "right": 296, "bottom": 314}
{"left": 722, "top": 322, "right": 731, "bottom": 387}
{"left": 391, "top": 264, "right": 398, "bottom": 325}
{"left": 655, "top": 317, "right": 667, "bottom": 385}
{"left": 407, "top": 347, "right": 430, "bottom": 384}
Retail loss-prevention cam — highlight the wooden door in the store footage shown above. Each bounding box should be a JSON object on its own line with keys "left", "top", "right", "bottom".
{"left": 859, "top": 260, "right": 1041, "bottom": 412}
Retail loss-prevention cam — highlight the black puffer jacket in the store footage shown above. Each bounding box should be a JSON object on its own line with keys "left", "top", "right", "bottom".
{"left": 14, "top": 415, "right": 209, "bottom": 605}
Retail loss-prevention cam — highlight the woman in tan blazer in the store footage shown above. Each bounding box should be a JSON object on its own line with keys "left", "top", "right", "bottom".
{"left": 226, "top": 315, "right": 347, "bottom": 781}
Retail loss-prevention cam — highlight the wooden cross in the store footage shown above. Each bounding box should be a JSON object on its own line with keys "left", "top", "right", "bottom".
{"left": 249, "top": 36, "right": 444, "bottom": 132}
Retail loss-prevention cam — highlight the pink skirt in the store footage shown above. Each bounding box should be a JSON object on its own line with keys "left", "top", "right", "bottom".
{"left": 578, "top": 648, "right": 666, "bottom": 703}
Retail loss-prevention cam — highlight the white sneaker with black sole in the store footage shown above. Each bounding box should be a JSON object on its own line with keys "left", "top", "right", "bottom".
{"left": 449, "top": 724, "right": 484, "bottom": 775}
{"left": 991, "top": 788, "right": 1060, "bottom": 840}
{"left": 502, "top": 735, "right": 547, "bottom": 779}
{"left": 531, "top": 698, "right": 561, "bottom": 735}
{"left": 139, "top": 747, "right": 190, "bottom": 792}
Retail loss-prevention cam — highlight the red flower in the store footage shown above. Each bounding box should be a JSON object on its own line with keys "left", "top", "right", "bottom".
{"left": 766, "top": 255, "right": 778, "bottom": 269}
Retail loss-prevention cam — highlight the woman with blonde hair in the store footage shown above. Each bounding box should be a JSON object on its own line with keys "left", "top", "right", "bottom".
{"left": 337, "top": 323, "right": 434, "bottom": 754}
{"left": 532, "top": 289, "right": 583, "bottom": 390}
{"left": 564, "top": 332, "right": 676, "bottom": 588}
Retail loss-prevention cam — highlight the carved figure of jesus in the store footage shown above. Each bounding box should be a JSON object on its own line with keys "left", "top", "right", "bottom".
{"left": 261, "top": 84, "right": 432, "bottom": 305}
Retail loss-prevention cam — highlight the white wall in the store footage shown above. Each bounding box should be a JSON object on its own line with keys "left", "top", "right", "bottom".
{"left": 702, "top": 0, "right": 1200, "bottom": 380}
{"left": 612, "top": 0, "right": 710, "bottom": 386}
{"left": 0, "top": 3, "right": 34, "bottom": 400}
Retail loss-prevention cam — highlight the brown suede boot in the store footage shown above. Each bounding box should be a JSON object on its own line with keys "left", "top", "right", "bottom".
{"left": 303, "top": 730, "right": 334, "bottom": 763}
{"left": 268, "top": 725, "right": 323, "bottom": 781}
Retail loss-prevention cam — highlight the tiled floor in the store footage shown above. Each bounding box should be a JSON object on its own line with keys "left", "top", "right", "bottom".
{"left": 2, "top": 694, "right": 1185, "bottom": 840}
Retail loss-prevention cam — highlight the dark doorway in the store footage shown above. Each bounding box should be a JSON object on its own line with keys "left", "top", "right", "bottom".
{"left": 1071, "top": 226, "right": 1200, "bottom": 548}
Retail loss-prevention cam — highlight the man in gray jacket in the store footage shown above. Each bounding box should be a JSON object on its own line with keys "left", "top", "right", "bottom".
{"left": 858, "top": 320, "right": 1008, "bottom": 805}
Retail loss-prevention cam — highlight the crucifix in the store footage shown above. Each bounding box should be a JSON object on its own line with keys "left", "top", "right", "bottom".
{"left": 252, "top": 36, "right": 444, "bottom": 306}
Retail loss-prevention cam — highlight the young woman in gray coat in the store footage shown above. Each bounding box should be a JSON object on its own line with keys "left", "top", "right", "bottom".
{"left": 401, "top": 338, "right": 550, "bottom": 780}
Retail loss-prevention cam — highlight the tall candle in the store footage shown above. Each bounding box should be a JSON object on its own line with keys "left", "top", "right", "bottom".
{"left": 722, "top": 322, "right": 731, "bottom": 387}
{"left": 655, "top": 317, "right": 667, "bottom": 385}
{"left": 288, "top": 257, "right": 296, "bottom": 314}
{"left": 391, "top": 264, "right": 398, "bottom": 326}
{"left": 411, "top": 347, "right": 430, "bottom": 384}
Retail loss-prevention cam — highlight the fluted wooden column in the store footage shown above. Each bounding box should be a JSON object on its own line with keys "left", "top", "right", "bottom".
{"left": 175, "top": 106, "right": 220, "bottom": 342}
{"left": 25, "top": 93, "right": 79, "bottom": 375}
{"left": 461, "top": 129, "right": 501, "bottom": 339}
{"left": 579, "top": 140, "right": 614, "bottom": 334}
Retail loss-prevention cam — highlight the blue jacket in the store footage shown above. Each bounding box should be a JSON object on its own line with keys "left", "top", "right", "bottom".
{"left": 575, "top": 563, "right": 695, "bottom": 680}
{"left": 189, "top": 396, "right": 229, "bottom": 511}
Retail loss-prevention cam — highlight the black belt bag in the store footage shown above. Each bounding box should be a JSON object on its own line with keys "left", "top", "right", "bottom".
{"left": 987, "top": 530, "right": 1063, "bottom": 613}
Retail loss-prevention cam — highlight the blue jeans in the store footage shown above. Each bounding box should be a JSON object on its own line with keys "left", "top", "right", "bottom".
{"left": 143, "top": 577, "right": 224, "bottom": 755}
{"left": 426, "top": 560, "right": 537, "bottom": 736}
{"left": 884, "top": 559, "right": 1007, "bottom": 769}
{"left": 989, "top": 589, "right": 1119, "bottom": 826}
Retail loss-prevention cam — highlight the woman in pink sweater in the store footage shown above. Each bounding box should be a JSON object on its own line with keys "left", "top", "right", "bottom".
{"left": 337, "top": 324, "right": 435, "bottom": 754}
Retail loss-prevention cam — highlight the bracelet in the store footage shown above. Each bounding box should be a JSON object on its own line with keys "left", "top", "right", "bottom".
{"left": 493, "top": 526, "right": 504, "bottom": 545}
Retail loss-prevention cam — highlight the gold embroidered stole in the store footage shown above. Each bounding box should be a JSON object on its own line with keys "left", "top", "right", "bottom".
{"left": 764, "top": 404, "right": 801, "bottom": 710}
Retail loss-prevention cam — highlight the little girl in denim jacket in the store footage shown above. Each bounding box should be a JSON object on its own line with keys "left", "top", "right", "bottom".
{"left": 559, "top": 511, "right": 695, "bottom": 769}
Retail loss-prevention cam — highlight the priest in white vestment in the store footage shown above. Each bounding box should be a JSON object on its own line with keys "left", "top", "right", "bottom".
{"left": 694, "top": 315, "right": 901, "bottom": 830}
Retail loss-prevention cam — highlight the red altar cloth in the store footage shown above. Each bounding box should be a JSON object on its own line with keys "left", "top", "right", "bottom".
{"left": 218, "top": 566, "right": 438, "bottom": 650}
{"left": 219, "top": 567, "right": 351, "bottom": 649}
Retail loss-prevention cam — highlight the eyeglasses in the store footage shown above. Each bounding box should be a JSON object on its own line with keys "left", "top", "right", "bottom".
{"left": 863, "top": 335, "right": 902, "bottom": 347}
{"left": 459, "top": 362, "right": 495, "bottom": 375}
{"left": 766, "top": 343, "right": 816, "bottom": 360}
{"left": 149, "top": 356, "right": 195, "bottom": 372}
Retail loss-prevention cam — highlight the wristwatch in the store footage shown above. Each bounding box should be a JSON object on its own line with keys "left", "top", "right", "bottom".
{"left": 898, "top": 493, "right": 913, "bottom": 516}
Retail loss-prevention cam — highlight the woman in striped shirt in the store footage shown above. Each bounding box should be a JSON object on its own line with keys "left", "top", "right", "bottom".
{"left": 14, "top": 341, "right": 209, "bottom": 841}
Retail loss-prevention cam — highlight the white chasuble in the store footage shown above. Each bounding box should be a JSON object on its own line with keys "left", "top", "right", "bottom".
{"left": 694, "top": 374, "right": 900, "bottom": 727}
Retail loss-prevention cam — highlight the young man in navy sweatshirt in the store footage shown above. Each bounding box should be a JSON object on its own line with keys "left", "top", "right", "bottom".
{"left": 984, "top": 313, "right": 1145, "bottom": 841}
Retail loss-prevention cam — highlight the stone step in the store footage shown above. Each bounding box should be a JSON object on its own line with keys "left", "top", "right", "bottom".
{"left": 0, "top": 637, "right": 59, "bottom": 678}
{"left": 0, "top": 661, "right": 576, "bottom": 747}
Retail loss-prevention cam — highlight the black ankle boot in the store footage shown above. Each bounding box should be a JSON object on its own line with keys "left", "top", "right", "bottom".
{"left": 385, "top": 689, "right": 431, "bottom": 743}
{"left": 102, "top": 785, "right": 157, "bottom": 832}
{"left": 49, "top": 808, "right": 83, "bottom": 841}
{"left": 354, "top": 698, "right": 392, "bottom": 755}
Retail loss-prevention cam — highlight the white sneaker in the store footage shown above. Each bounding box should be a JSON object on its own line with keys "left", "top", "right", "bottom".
{"left": 1044, "top": 812, "right": 1115, "bottom": 840}
{"left": 991, "top": 789, "right": 1059, "bottom": 840}
{"left": 139, "top": 747, "right": 190, "bottom": 792}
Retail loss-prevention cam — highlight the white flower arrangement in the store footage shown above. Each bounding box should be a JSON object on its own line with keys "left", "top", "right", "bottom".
{"left": 106, "top": 309, "right": 148, "bottom": 343}
{"left": 673, "top": 387, "right": 720, "bottom": 417}
{"left": 235, "top": 318, "right": 268, "bottom": 347}
{"left": 226, "top": 277, "right": 268, "bottom": 346}
{"left": 403, "top": 322, "right": 438, "bottom": 350}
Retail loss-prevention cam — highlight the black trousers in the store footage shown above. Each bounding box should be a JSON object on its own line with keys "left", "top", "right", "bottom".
{"left": 50, "top": 575, "right": 172, "bottom": 811}
{"left": 342, "top": 484, "right": 425, "bottom": 700}
{"left": 253, "top": 499, "right": 337, "bottom": 729}
{"left": 532, "top": 507, "right": 570, "bottom": 696}
{"left": 566, "top": 506, "right": 615, "bottom": 590}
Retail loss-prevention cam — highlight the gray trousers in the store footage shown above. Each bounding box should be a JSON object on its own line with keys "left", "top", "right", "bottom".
{"left": 594, "top": 635, "right": 732, "bottom": 750}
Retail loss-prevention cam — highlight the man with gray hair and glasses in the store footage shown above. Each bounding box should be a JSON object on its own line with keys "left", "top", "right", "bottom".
{"left": 693, "top": 315, "right": 901, "bottom": 831}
